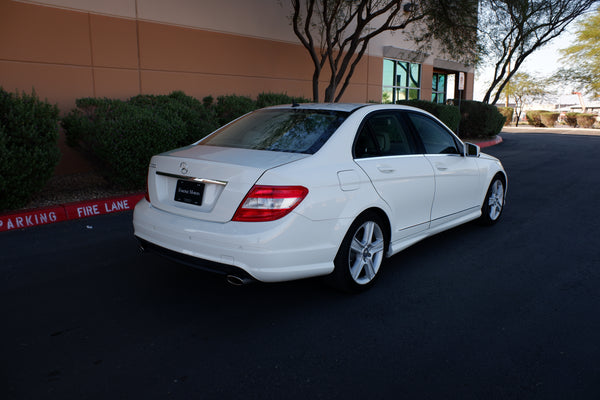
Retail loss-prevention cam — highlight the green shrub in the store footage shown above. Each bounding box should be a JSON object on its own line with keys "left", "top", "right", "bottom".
{"left": 61, "top": 97, "right": 122, "bottom": 147}
{"left": 525, "top": 110, "right": 545, "bottom": 127}
{"left": 396, "top": 99, "right": 461, "bottom": 133}
{"left": 564, "top": 112, "right": 578, "bottom": 127}
{"left": 0, "top": 88, "right": 60, "bottom": 211}
{"left": 576, "top": 113, "right": 596, "bottom": 128}
{"left": 435, "top": 105, "right": 461, "bottom": 134}
{"left": 453, "top": 100, "right": 506, "bottom": 139}
{"left": 62, "top": 91, "right": 219, "bottom": 189}
{"left": 498, "top": 107, "right": 514, "bottom": 126}
{"left": 62, "top": 91, "right": 319, "bottom": 189}
{"left": 540, "top": 112, "right": 559, "bottom": 128}
{"left": 256, "top": 92, "right": 311, "bottom": 108}
{"left": 214, "top": 95, "right": 256, "bottom": 126}
{"left": 129, "top": 91, "right": 220, "bottom": 143}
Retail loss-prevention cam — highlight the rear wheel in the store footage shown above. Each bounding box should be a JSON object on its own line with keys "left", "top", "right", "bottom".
{"left": 479, "top": 175, "right": 505, "bottom": 225}
{"left": 330, "top": 212, "right": 387, "bottom": 292}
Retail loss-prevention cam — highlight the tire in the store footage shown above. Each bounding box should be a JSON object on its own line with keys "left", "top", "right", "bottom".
{"left": 479, "top": 175, "right": 505, "bottom": 226}
{"left": 330, "top": 212, "right": 388, "bottom": 293}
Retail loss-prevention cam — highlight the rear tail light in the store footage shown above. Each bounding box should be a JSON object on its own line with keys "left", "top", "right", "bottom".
{"left": 232, "top": 185, "right": 308, "bottom": 222}
{"left": 144, "top": 174, "right": 151, "bottom": 203}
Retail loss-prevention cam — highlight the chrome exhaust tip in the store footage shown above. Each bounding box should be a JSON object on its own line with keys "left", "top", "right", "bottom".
{"left": 226, "top": 275, "right": 253, "bottom": 286}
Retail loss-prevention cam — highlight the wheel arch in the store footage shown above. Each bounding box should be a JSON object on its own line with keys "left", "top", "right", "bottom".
{"left": 328, "top": 206, "right": 391, "bottom": 292}
{"left": 478, "top": 170, "right": 507, "bottom": 226}
{"left": 488, "top": 170, "right": 508, "bottom": 199}
{"left": 494, "top": 170, "right": 507, "bottom": 186}
{"left": 352, "top": 207, "right": 392, "bottom": 254}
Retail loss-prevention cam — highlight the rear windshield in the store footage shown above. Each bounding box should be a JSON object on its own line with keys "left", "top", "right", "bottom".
{"left": 198, "top": 109, "right": 349, "bottom": 154}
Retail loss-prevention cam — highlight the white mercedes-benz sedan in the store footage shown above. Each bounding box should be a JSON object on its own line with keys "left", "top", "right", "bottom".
{"left": 133, "top": 103, "right": 506, "bottom": 292}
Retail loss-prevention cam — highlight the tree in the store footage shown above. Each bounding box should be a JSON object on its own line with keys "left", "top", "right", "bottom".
{"left": 501, "top": 72, "right": 547, "bottom": 126}
{"left": 478, "top": 0, "right": 599, "bottom": 105}
{"left": 555, "top": 7, "right": 600, "bottom": 97}
{"left": 290, "top": 0, "right": 478, "bottom": 102}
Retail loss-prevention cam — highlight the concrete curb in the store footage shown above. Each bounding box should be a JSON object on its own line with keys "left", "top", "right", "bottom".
{"left": 502, "top": 126, "right": 600, "bottom": 136}
{"left": 0, "top": 193, "right": 144, "bottom": 233}
{"left": 1, "top": 135, "right": 505, "bottom": 233}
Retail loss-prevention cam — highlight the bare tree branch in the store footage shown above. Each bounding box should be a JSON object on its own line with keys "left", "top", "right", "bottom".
{"left": 479, "top": 0, "right": 599, "bottom": 104}
{"left": 290, "top": 0, "right": 478, "bottom": 102}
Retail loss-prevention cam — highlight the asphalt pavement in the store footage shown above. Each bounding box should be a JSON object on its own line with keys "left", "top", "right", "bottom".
{"left": 1, "top": 131, "right": 600, "bottom": 399}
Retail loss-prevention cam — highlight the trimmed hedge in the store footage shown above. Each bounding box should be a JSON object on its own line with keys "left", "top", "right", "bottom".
{"left": 256, "top": 92, "right": 310, "bottom": 108}
{"left": 576, "top": 114, "right": 596, "bottom": 128}
{"left": 396, "top": 99, "right": 505, "bottom": 138}
{"left": 212, "top": 94, "right": 256, "bottom": 126}
{"left": 0, "top": 88, "right": 60, "bottom": 211}
{"left": 498, "top": 107, "right": 514, "bottom": 126}
{"left": 454, "top": 100, "right": 506, "bottom": 139}
{"left": 525, "top": 110, "right": 545, "bottom": 127}
{"left": 207, "top": 92, "right": 311, "bottom": 125}
{"left": 540, "top": 112, "right": 559, "bottom": 128}
{"left": 564, "top": 112, "right": 578, "bottom": 127}
{"left": 62, "top": 91, "right": 220, "bottom": 188}
{"left": 62, "top": 91, "right": 312, "bottom": 189}
{"left": 396, "top": 99, "right": 461, "bottom": 133}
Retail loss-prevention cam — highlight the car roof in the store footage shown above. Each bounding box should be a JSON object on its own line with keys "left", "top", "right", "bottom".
{"left": 266, "top": 103, "right": 429, "bottom": 114}
{"left": 267, "top": 103, "right": 370, "bottom": 112}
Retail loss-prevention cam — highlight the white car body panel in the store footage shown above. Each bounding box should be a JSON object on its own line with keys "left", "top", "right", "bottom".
{"left": 134, "top": 199, "right": 342, "bottom": 281}
{"left": 355, "top": 155, "right": 435, "bottom": 239}
{"left": 424, "top": 153, "right": 482, "bottom": 221}
{"left": 147, "top": 146, "right": 308, "bottom": 223}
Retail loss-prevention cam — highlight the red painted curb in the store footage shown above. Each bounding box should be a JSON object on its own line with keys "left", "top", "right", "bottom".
{"left": 0, "top": 193, "right": 144, "bottom": 233}
{"left": 474, "top": 135, "right": 503, "bottom": 148}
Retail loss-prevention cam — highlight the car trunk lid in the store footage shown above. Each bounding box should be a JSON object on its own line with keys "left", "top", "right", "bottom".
{"left": 147, "top": 145, "right": 308, "bottom": 223}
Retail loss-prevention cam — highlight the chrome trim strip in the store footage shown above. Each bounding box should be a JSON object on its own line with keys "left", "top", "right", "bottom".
{"left": 156, "top": 171, "right": 227, "bottom": 186}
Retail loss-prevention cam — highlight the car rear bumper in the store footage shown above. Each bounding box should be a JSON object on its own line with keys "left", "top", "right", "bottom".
{"left": 133, "top": 199, "right": 346, "bottom": 282}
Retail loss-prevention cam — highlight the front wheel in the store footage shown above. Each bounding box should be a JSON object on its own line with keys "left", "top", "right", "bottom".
{"left": 479, "top": 175, "right": 505, "bottom": 225}
{"left": 330, "top": 212, "right": 387, "bottom": 293}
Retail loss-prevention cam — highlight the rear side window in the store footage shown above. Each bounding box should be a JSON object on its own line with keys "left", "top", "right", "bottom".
{"left": 407, "top": 112, "right": 462, "bottom": 155}
{"left": 354, "top": 112, "right": 416, "bottom": 158}
{"left": 199, "top": 109, "right": 349, "bottom": 154}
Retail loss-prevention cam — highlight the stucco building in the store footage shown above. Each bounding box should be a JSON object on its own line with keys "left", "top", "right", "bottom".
{"left": 1, "top": 0, "right": 474, "bottom": 111}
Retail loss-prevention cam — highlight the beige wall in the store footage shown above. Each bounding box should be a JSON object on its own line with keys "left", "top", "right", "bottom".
{"left": 2, "top": 0, "right": 474, "bottom": 108}
{"left": 420, "top": 64, "right": 434, "bottom": 102}
{"left": 1, "top": 0, "right": 391, "bottom": 111}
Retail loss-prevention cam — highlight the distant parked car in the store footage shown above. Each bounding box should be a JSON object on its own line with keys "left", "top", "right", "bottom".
{"left": 133, "top": 104, "right": 506, "bottom": 292}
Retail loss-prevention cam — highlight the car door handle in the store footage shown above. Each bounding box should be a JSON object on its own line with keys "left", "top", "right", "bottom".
{"left": 377, "top": 166, "right": 395, "bottom": 173}
{"left": 434, "top": 163, "right": 448, "bottom": 171}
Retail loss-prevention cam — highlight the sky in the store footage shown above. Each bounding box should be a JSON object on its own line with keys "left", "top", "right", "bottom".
{"left": 473, "top": 28, "right": 581, "bottom": 104}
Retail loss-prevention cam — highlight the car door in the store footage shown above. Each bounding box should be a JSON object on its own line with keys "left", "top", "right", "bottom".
{"left": 353, "top": 111, "right": 435, "bottom": 241}
{"left": 405, "top": 112, "right": 481, "bottom": 224}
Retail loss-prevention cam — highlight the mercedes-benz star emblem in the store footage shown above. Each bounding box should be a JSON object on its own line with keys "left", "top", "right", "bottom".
{"left": 179, "top": 162, "right": 188, "bottom": 175}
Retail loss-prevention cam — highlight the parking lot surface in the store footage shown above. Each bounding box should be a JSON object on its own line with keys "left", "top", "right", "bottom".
{"left": 2, "top": 131, "right": 600, "bottom": 399}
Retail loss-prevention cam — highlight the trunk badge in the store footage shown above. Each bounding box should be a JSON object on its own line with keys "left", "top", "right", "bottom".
{"left": 179, "top": 162, "right": 188, "bottom": 175}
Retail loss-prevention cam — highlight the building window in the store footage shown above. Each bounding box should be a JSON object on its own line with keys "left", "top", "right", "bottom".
{"left": 382, "top": 59, "right": 421, "bottom": 103}
{"left": 432, "top": 73, "right": 447, "bottom": 104}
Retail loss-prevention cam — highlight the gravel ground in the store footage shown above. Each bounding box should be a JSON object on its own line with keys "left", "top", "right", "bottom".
{"left": 20, "top": 172, "right": 142, "bottom": 211}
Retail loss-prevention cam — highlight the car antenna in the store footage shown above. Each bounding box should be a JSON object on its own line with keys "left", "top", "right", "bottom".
{"left": 291, "top": 100, "right": 300, "bottom": 107}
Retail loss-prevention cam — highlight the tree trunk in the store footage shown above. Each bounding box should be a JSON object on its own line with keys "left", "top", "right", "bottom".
{"left": 324, "top": 85, "right": 336, "bottom": 103}
{"left": 312, "top": 70, "right": 320, "bottom": 102}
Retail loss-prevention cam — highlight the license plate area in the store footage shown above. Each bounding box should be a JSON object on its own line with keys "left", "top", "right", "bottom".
{"left": 174, "top": 179, "right": 204, "bottom": 206}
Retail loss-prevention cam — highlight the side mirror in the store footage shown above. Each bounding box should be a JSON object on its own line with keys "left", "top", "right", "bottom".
{"left": 464, "top": 142, "right": 480, "bottom": 157}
